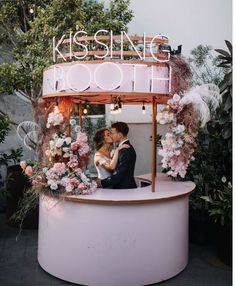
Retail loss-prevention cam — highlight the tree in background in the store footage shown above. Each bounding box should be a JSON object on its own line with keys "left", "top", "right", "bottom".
{"left": 186, "top": 41, "right": 232, "bottom": 213}
{"left": 188, "top": 44, "right": 226, "bottom": 86}
{"left": 0, "top": 0, "right": 133, "bottom": 113}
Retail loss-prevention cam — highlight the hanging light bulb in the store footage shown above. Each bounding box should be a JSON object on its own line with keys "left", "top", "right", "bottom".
{"left": 83, "top": 105, "right": 88, "bottom": 115}
{"left": 110, "top": 103, "right": 115, "bottom": 111}
{"left": 142, "top": 102, "right": 146, "bottom": 115}
{"left": 29, "top": 4, "right": 34, "bottom": 14}
{"left": 117, "top": 100, "right": 122, "bottom": 113}
{"left": 54, "top": 97, "right": 59, "bottom": 112}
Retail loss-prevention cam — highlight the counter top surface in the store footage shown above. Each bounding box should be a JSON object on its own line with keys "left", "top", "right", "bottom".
{"left": 52, "top": 173, "right": 195, "bottom": 204}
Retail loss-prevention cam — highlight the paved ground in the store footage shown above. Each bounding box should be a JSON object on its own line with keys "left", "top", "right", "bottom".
{"left": 0, "top": 213, "right": 232, "bottom": 286}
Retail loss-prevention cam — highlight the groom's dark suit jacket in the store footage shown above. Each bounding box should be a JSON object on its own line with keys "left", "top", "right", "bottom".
{"left": 101, "top": 140, "right": 137, "bottom": 189}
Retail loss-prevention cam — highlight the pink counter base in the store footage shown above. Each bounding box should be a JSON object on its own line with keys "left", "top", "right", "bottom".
{"left": 38, "top": 173, "right": 195, "bottom": 286}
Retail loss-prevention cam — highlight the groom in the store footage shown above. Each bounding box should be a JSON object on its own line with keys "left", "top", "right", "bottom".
{"left": 100, "top": 122, "right": 137, "bottom": 189}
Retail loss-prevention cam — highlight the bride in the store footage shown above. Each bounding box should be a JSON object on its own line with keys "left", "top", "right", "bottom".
{"left": 93, "top": 128, "right": 129, "bottom": 180}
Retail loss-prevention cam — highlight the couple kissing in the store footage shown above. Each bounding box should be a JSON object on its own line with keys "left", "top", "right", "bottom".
{"left": 94, "top": 122, "right": 137, "bottom": 189}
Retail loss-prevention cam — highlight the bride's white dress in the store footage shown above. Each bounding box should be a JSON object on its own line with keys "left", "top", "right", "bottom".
{"left": 94, "top": 154, "right": 112, "bottom": 179}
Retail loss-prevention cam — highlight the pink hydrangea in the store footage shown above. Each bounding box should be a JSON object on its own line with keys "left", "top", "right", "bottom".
{"left": 78, "top": 142, "right": 90, "bottom": 156}
{"left": 76, "top": 131, "right": 88, "bottom": 143}
{"left": 67, "top": 158, "right": 78, "bottom": 168}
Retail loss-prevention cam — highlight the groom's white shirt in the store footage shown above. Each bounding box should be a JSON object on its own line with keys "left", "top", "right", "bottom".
{"left": 119, "top": 139, "right": 129, "bottom": 147}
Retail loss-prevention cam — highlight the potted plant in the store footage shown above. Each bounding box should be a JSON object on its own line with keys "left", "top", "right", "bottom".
{"left": 201, "top": 177, "right": 232, "bottom": 265}
{"left": 186, "top": 134, "right": 216, "bottom": 245}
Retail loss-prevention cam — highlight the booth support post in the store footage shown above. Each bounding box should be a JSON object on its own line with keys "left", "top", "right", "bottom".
{"left": 79, "top": 103, "right": 83, "bottom": 127}
{"left": 152, "top": 98, "right": 157, "bottom": 192}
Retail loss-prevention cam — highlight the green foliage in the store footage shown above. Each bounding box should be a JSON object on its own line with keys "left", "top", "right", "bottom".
{"left": 0, "top": 115, "right": 10, "bottom": 143}
{"left": 187, "top": 41, "right": 232, "bottom": 219}
{"left": 188, "top": 44, "right": 226, "bottom": 86}
{"left": 201, "top": 178, "right": 232, "bottom": 226}
{"left": 0, "top": 0, "right": 133, "bottom": 106}
{"left": 0, "top": 115, "right": 23, "bottom": 166}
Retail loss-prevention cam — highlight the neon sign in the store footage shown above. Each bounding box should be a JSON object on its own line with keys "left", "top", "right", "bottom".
{"left": 52, "top": 30, "right": 170, "bottom": 63}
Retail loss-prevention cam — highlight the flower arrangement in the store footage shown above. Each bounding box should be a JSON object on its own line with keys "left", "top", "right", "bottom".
{"left": 158, "top": 84, "right": 221, "bottom": 178}
{"left": 20, "top": 106, "right": 97, "bottom": 195}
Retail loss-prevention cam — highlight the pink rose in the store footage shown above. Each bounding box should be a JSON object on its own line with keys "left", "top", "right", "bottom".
{"left": 71, "top": 142, "right": 79, "bottom": 151}
{"left": 45, "top": 149, "right": 51, "bottom": 157}
{"left": 78, "top": 182, "right": 86, "bottom": 189}
{"left": 25, "top": 165, "right": 33, "bottom": 176}
{"left": 20, "top": 161, "right": 26, "bottom": 170}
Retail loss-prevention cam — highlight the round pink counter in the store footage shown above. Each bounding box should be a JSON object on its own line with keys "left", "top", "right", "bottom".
{"left": 38, "top": 173, "right": 195, "bottom": 286}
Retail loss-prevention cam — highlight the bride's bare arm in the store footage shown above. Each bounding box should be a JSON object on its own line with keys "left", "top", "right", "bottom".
{"left": 95, "top": 145, "right": 130, "bottom": 171}
{"left": 104, "top": 144, "right": 130, "bottom": 171}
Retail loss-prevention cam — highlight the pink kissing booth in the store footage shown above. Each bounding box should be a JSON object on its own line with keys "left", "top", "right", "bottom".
{"left": 38, "top": 34, "right": 195, "bottom": 285}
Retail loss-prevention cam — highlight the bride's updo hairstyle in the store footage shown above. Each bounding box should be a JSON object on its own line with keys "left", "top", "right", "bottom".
{"left": 93, "top": 128, "right": 109, "bottom": 151}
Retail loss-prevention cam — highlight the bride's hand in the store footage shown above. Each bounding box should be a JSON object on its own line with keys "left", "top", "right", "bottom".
{"left": 117, "top": 144, "right": 130, "bottom": 151}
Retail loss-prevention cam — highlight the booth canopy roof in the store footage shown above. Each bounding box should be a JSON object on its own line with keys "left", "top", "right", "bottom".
{"left": 43, "top": 91, "right": 171, "bottom": 105}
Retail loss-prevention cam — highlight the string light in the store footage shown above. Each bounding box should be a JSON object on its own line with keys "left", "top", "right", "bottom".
{"left": 53, "top": 97, "right": 59, "bottom": 112}
{"left": 142, "top": 102, "right": 146, "bottom": 115}
{"left": 83, "top": 104, "right": 88, "bottom": 115}
{"left": 29, "top": 4, "right": 35, "bottom": 14}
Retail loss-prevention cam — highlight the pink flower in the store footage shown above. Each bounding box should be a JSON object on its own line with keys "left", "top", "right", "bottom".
{"left": 74, "top": 168, "right": 82, "bottom": 175}
{"left": 76, "top": 132, "right": 88, "bottom": 143}
{"left": 78, "top": 142, "right": 90, "bottom": 156}
{"left": 78, "top": 182, "right": 86, "bottom": 189}
{"left": 67, "top": 159, "right": 78, "bottom": 168}
{"left": 25, "top": 166, "right": 33, "bottom": 176}
{"left": 20, "top": 161, "right": 26, "bottom": 170}
{"left": 71, "top": 142, "right": 79, "bottom": 151}
{"left": 45, "top": 149, "right": 51, "bottom": 157}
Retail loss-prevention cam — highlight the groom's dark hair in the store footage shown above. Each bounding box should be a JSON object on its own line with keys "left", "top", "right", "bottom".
{"left": 112, "top": 122, "right": 129, "bottom": 136}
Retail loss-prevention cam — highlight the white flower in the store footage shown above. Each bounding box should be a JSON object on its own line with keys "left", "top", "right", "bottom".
{"left": 70, "top": 119, "right": 76, "bottom": 126}
{"left": 50, "top": 182, "right": 58, "bottom": 190}
{"left": 46, "top": 108, "right": 64, "bottom": 128}
{"left": 65, "top": 137, "right": 72, "bottom": 145}
{"left": 173, "top": 94, "right": 181, "bottom": 102}
{"left": 156, "top": 113, "right": 162, "bottom": 122}
{"left": 173, "top": 124, "right": 185, "bottom": 135}
{"left": 49, "top": 140, "right": 55, "bottom": 149}
{"left": 42, "top": 167, "right": 48, "bottom": 173}
{"left": 74, "top": 125, "right": 81, "bottom": 133}
{"left": 55, "top": 138, "right": 64, "bottom": 148}
{"left": 221, "top": 176, "right": 227, "bottom": 183}
{"left": 80, "top": 172, "right": 89, "bottom": 184}
{"left": 168, "top": 113, "right": 174, "bottom": 122}
{"left": 60, "top": 177, "right": 69, "bottom": 187}
{"left": 177, "top": 124, "right": 185, "bottom": 133}
{"left": 159, "top": 119, "right": 167, "bottom": 125}
{"left": 47, "top": 179, "right": 54, "bottom": 185}
{"left": 65, "top": 185, "right": 73, "bottom": 192}
{"left": 63, "top": 152, "right": 71, "bottom": 158}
